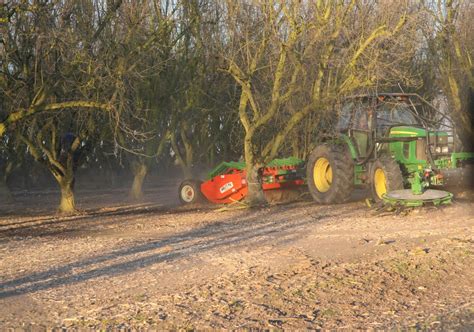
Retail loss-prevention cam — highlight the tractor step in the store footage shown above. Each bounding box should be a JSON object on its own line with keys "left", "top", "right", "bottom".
{"left": 382, "top": 189, "right": 453, "bottom": 207}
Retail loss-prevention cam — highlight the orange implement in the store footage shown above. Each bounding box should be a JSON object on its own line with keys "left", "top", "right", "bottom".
{"left": 200, "top": 168, "right": 248, "bottom": 204}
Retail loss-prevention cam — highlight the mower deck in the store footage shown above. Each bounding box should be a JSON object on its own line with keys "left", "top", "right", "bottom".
{"left": 382, "top": 189, "right": 453, "bottom": 207}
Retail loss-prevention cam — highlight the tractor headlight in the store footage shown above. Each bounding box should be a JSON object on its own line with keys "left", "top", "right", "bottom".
{"left": 434, "top": 146, "right": 442, "bottom": 154}
{"left": 441, "top": 146, "right": 449, "bottom": 154}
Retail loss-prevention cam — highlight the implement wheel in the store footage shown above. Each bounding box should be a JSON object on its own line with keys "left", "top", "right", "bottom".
{"left": 178, "top": 179, "right": 204, "bottom": 204}
{"left": 370, "top": 156, "right": 404, "bottom": 201}
{"left": 307, "top": 144, "right": 354, "bottom": 204}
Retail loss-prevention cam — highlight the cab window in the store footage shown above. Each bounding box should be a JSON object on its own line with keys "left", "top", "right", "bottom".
{"left": 377, "top": 102, "right": 418, "bottom": 128}
{"left": 352, "top": 100, "right": 372, "bottom": 131}
{"left": 336, "top": 102, "right": 353, "bottom": 131}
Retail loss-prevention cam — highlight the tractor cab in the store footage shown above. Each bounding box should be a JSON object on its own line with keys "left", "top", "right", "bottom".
{"left": 335, "top": 93, "right": 463, "bottom": 167}
{"left": 336, "top": 94, "right": 425, "bottom": 162}
{"left": 375, "top": 98, "right": 420, "bottom": 136}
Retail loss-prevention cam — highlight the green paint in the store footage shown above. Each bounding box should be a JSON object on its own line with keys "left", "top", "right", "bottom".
{"left": 451, "top": 152, "right": 474, "bottom": 168}
{"left": 386, "top": 126, "right": 472, "bottom": 174}
{"left": 340, "top": 134, "right": 358, "bottom": 159}
{"left": 388, "top": 126, "right": 426, "bottom": 166}
{"left": 207, "top": 161, "right": 246, "bottom": 179}
{"left": 383, "top": 191, "right": 453, "bottom": 207}
{"left": 410, "top": 172, "right": 424, "bottom": 195}
{"left": 266, "top": 157, "right": 304, "bottom": 167}
{"left": 354, "top": 164, "right": 365, "bottom": 185}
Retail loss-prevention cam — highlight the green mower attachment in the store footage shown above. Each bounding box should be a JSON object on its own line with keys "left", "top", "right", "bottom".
{"left": 382, "top": 189, "right": 453, "bottom": 207}
{"left": 382, "top": 169, "right": 453, "bottom": 207}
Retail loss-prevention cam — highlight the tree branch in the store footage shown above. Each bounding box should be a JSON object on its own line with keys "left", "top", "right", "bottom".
{"left": 0, "top": 101, "right": 112, "bottom": 137}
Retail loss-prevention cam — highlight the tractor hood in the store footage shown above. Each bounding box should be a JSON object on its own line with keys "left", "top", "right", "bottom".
{"left": 389, "top": 126, "right": 427, "bottom": 137}
{"left": 389, "top": 126, "right": 447, "bottom": 138}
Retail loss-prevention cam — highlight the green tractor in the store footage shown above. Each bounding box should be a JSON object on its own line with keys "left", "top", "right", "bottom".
{"left": 307, "top": 93, "right": 474, "bottom": 206}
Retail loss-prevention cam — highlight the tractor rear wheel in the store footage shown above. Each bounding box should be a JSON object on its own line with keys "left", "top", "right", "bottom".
{"left": 370, "top": 156, "right": 404, "bottom": 201}
{"left": 307, "top": 144, "right": 354, "bottom": 204}
{"left": 178, "top": 179, "right": 204, "bottom": 204}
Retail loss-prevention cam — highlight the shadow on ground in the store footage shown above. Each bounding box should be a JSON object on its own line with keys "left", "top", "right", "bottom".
{"left": 0, "top": 205, "right": 347, "bottom": 299}
{"left": 0, "top": 202, "right": 214, "bottom": 238}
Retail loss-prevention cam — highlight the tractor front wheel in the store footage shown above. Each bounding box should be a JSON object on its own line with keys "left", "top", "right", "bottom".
{"left": 178, "top": 179, "right": 204, "bottom": 204}
{"left": 370, "top": 156, "right": 404, "bottom": 201}
{"left": 307, "top": 144, "right": 354, "bottom": 204}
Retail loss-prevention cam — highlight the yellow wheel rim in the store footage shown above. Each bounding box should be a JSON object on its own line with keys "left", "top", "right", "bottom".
{"left": 374, "top": 168, "right": 387, "bottom": 199}
{"left": 313, "top": 157, "right": 333, "bottom": 192}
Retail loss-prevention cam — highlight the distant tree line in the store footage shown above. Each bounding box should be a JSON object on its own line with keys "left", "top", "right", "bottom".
{"left": 1, "top": 0, "right": 473, "bottom": 212}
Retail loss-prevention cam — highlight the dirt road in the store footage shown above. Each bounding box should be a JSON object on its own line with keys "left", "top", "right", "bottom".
{"left": 0, "top": 189, "right": 473, "bottom": 329}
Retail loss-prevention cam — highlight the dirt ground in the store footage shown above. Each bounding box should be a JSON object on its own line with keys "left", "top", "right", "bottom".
{"left": 0, "top": 183, "right": 473, "bottom": 329}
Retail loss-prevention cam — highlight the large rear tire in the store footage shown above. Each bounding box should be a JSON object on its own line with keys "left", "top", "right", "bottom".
{"left": 178, "top": 179, "right": 204, "bottom": 204}
{"left": 307, "top": 144, "right": 354, "bottom": 204}
{"left": 369, "top": 156, "right": 404, "bottom": 201}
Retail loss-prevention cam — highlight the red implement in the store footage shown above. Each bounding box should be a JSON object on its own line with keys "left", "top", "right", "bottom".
{"left": 200, "top": 168, "right": 248, "bottom": 204}
{"left": 179, "top": 158, "right": 305, "bottom": 205}
{"left": 260, "top": 165, "right": 305, "bottom": 190}
{"left": 200, "top": 165, "right": 304, "bottom": 204}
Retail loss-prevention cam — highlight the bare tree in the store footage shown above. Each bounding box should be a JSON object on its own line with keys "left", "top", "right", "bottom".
{"left": 423, "top": 0, "right": 474, "bottom": 149}
{"left": 0, "top": 0, "right": 164, "bottom": 211}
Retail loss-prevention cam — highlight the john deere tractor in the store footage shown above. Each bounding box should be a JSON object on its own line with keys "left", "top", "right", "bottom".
{"left": 307, "top": 93, "right": 474, "bottom": 206}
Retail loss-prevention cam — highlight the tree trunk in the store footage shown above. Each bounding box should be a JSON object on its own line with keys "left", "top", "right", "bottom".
{"left": 130, "top": 163, "right": 148, "bottom": 201}
{"left": 58, "top": 179, "right": 76, "bottom": 213}
{"left": 242, "top": 133, "right": 267, "bottom": 207}
{"left": 180, "top": 164, "right": 193, "bottom": 179}
{"left": 0, "top": 176, "right": 13, "bottom": 203}
{"left": 244, "top": 164, "right": 267, "bottom": 207}
{"left": 291, "top": 136, "right": 300, "bottom": 159}
{"left": 170, "top": 132, "right": 193, "bottom": 179}
{"left": 447, "top": 75, "right": 474, "bottom": 151}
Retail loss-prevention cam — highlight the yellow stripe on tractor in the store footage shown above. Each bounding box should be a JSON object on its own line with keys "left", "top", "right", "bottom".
{"left": 390, "top": 130, "right": 417, "bottom": 136}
